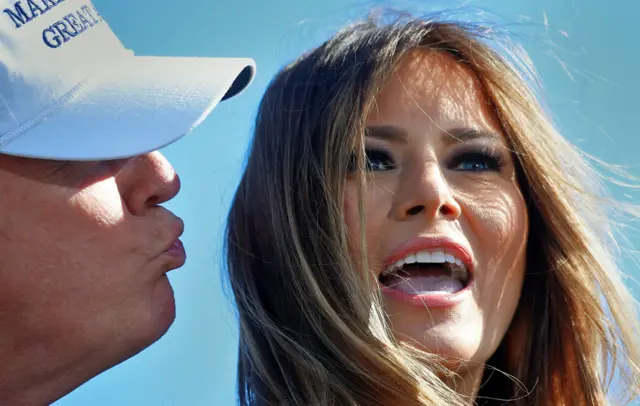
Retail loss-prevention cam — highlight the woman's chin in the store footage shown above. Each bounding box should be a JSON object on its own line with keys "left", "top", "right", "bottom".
{"left": 399, "top": 336, "right": 481, "bottom": 366}
{"left": 389, "top": 311, "right": 488, "bottom": 368}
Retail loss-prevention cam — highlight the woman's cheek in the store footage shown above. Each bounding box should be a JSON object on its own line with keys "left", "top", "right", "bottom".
{"left": 459, "top": 178, "right": 526, "bottom": 249}
{"left": 343, "top": 182, "right": 391, "bottom": 276}
{"left": 461, "top": 183, "right": 528, "bottom": 292}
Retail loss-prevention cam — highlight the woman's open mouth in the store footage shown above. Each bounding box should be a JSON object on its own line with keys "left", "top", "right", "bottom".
{"left": 379, "top": 249, "right": 470, "bottom": 293}
{"left": 378, "top": 238, "right": 474, "bottom": 308}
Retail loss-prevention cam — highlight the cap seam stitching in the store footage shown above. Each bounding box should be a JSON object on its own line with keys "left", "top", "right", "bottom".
{"left": 0, "top": 76, "right": 91, "bottom": 148}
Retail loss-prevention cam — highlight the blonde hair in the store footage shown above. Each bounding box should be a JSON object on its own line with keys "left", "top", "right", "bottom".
{"left": 224, "top": 13, "right": 640, "bottom": 405}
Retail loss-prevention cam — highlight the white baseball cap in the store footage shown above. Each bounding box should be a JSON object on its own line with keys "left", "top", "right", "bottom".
{"left": 0, "top": 0, "right": 255, "bottom": 160}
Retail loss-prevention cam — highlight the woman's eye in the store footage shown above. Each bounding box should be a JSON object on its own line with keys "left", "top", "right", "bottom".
{"left": 451, "top": 152, "right": 502, "bottom": 172}
{"left": 365, "top": 149, "right": 395, "bottom": 171}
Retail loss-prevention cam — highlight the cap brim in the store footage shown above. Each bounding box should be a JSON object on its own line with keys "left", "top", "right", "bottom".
{"left": 0, "top": 55, "right": 255, "bottom": 161}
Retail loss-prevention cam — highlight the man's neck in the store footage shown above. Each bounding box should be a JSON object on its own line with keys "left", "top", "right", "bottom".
{"left": 0, "top": 335, "right": 102, "bottom": 406}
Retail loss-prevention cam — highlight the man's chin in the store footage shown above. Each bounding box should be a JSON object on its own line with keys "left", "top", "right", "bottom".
{"left": 150, "top": 276, "right": 177, "bottom": 339}
{"left": 79, "top": 277, "right": 177, "bottom": 386}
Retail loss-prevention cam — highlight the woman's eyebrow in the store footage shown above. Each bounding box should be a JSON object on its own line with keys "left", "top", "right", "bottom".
{"left": 441, "top": 127, "right": 502, "bottom": 145}
{"left": 365, "top": 125, "right": 408, "bottom": 144}
{"left": 365, "top": 125, "right": 501, "bottom": 145}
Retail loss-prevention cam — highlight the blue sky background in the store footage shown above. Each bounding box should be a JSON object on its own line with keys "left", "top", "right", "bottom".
{"left": 54, "top": 0, "right": 640, "bottom": 405}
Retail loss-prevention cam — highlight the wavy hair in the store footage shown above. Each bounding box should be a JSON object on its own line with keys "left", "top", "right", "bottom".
{"left": 224, "top": 13, "right": 640, "bottom": 405}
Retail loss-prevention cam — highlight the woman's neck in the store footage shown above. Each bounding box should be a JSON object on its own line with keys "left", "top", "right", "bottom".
{"left": 445, "top": 363, "right": 485, "bottom": 404}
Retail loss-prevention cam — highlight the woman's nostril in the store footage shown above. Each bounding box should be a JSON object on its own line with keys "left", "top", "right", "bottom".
{"left": 407, "top": 205, "right": 425, "bottom": 216}
{"left": 440, "top": 204, "right": 455, "bottom": 216}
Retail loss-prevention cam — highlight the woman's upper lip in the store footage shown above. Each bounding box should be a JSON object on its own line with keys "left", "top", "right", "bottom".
{"left": 383, "top": 235, "right": 474, "bottom": 272}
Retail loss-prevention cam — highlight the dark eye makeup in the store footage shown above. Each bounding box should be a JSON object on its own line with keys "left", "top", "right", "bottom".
{"left": 348, "top": 144, "right": 506, "bottom": 173}
{"left": 447, "top": 145, "right": 505, "bottom": 172}
{"left": 347, "top": 147, "right": 396, "bottom": 172}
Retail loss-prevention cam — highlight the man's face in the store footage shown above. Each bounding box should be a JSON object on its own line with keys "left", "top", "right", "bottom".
{"left": 0, "top": 152, "right": 185, "bottom": 380}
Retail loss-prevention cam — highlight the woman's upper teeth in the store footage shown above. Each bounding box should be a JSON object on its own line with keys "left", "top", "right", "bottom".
{"left": 384, "top": 249, "right": 467, "bottom": 275}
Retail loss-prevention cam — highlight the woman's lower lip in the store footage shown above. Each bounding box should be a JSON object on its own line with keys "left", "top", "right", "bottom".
{"left": 379, "top": 282, "right": 472, "bottom": 308}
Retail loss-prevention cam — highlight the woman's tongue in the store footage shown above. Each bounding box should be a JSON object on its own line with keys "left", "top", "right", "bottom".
{"left": 384, "top": 264, "right": 464, "bottom": 294}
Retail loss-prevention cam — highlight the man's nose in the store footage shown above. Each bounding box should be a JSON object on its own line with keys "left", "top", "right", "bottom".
{"left": 119, "top": 151, "right": 181, "bottom": 215}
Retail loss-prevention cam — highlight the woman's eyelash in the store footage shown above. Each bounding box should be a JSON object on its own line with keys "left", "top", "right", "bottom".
{"left": 448, "top": 146, "right": 504, "bottom": 172}
{"left": 348, "top": 145, "right": 505, "bottom": 173}
{"left": 364, "top": 148, "right": 395, "bottom": 171}
{"left": 347, "top": 147, "right": 396, "bottom": 172}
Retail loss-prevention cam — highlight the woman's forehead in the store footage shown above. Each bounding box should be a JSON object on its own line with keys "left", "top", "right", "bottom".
{"left": 394, "top": 50, "right": 474, "bottom": 91}
{"left": 368, "top": 50, "right": 502, "bottom": 135}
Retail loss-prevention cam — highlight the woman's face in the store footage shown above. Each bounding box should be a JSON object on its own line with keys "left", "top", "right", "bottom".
{"left": 344, "top": 51, "right": 528, "bottom": 366}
